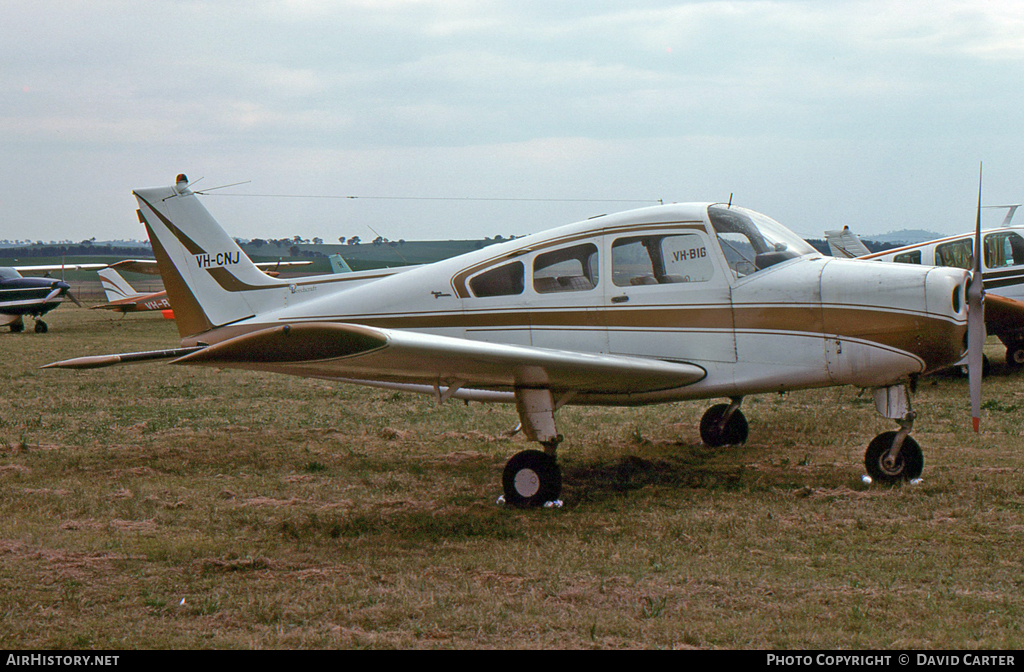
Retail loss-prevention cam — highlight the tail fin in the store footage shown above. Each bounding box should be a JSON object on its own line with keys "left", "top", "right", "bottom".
{"left": 823, "top": 226, "right": 871, "bottom": 258}
{"left": 134, "top": 174, "right": 288, "bottom": 339}
{"left": 97, "top": 268, "right": 142, "bottom": 302}
{"left": 329, "top": 254, "right": 353, "bottom": 274}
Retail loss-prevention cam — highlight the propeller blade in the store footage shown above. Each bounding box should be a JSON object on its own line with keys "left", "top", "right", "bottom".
{"left": 967, "top": 163, "right": 985, "bottom": 432}
{"left": 67, "top": 291, "right": 83, "bottom": 307}
{"left": 43, "top": 286, "right": 63, "bottom": 303}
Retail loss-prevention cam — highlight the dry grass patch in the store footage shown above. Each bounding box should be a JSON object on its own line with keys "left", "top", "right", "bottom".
{"left": 0, "top": 309, "right": 1023, "bottom": 648}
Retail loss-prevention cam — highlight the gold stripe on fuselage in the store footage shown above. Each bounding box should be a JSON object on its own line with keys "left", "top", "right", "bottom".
{"left": 184, "top": 303, "right": 963, "bottom": 374}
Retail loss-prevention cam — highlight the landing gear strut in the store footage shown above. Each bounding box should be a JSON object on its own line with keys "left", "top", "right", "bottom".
{"left": 865, "top": 385, "right": 923, "bottom": 484}
{"left": 1005, "top": 340, "right": 1024, "bottom": 370}
{"left": 699, "top": 397, "right": 748, "bottom": 447}
{"left": 501, "top": 388, "right": 567, "bottom": 508}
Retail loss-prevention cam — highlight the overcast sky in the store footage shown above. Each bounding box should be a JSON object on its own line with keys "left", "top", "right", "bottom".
{"left": 2, "top": 0, "right": 1022, "bottom": 244}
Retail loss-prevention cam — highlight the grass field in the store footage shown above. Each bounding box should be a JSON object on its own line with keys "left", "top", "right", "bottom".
{"left": 1, "top": 307, "right": 1023, "bottom": 649}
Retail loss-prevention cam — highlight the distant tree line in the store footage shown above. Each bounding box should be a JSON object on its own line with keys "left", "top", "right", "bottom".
{"left": 0, "top": 243, "right": 152, "bottom": 258}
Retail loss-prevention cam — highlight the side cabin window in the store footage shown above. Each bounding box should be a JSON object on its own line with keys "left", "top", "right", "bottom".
{"left": 935, "top": 239, "right": 972, "bottom": 269}
{"left": 469, "top": 261, "right": 524, "bottom": 297}
{"left": 984, "top": 232, "right": 1024, "bottom": 268}
{"left": 612, "top": 233, "right": 713, "bottom": 287}
{"left": 533, "top": 243, "right": 599, "bottom": 294}
{"left": 893, "top": 250, "right": 922, "bottom": 264}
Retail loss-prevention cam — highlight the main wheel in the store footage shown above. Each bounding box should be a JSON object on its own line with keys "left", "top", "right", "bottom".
{"left": 1006, "top": 343, "right": 1024, "bottom": 370}
{"left": 864, "top": 431, "right": 923, "bottom": 484}
{"left": 34, "top": 320, "right": 48, "bottom": 333}
{"left": 502, "top": 450, "right": 562, "bottom": 508}
{"left": 699, "top": 404, "right": 749, "bottom": 447}
{"left": 9, "top": 321, "right": 24, "bottom": 333}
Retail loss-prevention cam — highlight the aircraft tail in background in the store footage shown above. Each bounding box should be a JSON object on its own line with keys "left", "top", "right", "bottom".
{"left": 824, "top": 226, "right": 871, "bottom": 258}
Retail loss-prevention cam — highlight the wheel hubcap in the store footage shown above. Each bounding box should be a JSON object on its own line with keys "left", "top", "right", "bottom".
{"left": 514, "top": 468, "right": 540, "bottom": 497}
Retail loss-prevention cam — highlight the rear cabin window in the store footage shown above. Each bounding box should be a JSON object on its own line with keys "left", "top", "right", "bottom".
{"left": 611, "top": 233, "right": 713, "bottom": 287}
{"left": 935, "top": 239, "right": 972, "bottom": 269}
{"left": 469, "top": 261, "right": 524, "bottom": 297}
{"left": 893, "top": 250, "right": 922, "bottom": 264}
{"left": 984, "top": 232, "right": 1024, "bottom": 268}
{"left": 533, "top": 243, "right": 599, "bottom": 294}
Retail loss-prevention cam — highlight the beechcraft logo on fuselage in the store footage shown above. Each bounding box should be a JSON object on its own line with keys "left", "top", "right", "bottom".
{"left": 194, "top": 252, "right": 240, "bottom": 269}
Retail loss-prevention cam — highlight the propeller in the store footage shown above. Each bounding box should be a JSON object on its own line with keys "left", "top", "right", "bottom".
{"left": 967, "top": 163, "right": 985, "bottom": 432}
{"left": 57, "top": 254, "right": 83, "bottom": 307}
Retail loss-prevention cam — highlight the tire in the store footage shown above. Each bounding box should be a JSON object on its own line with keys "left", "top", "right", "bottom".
{"left": 699, "top": 404, "right": 749, "bottom": 447}
{"left": 502, "top": 450, "right": 562, "bottom": 508}
{"left": 34, "top": 320, "right": 48, "bottom": 334}
{"left": 864, "top": 431, "right": 923, "bottom": 484}
{"left": 1006, "top": 344, "right": 1024, "bottom": 370}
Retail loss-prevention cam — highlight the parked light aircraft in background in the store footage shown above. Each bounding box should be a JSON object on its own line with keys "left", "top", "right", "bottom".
{"left": 93, "top": 258, "right": 315, "bottom": 317}
{"left": 47, "top": 175, "right": 983, "bottom": 506}
{"left": 825, "top": 204, "right": 1024, "bottom": 368}
{"left": 1, "top": 263, "right": 105, "bottom": 333}
{"left": 93, "top": 267, "right": 172, "bottom": 314}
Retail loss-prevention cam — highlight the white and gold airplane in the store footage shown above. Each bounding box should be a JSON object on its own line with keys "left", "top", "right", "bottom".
{"left": 47, "top": 175, "right": 981, "bottom": 506}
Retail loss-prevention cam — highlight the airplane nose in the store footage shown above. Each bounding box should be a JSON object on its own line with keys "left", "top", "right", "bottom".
{"left": 923, "top": 266, "right": 971, "bottom": 367}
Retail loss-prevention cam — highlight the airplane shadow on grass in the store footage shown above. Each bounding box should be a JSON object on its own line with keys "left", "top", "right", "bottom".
{"left": 561, "top": 445, "right": 753, "bottom": 504}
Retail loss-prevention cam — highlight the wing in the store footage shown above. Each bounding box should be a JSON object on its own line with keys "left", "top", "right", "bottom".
{"left": 13, "top": 263, "right": 108, "bottom": 275}
{"left": 46, "top": 322, "right": 706, "bottom": 395}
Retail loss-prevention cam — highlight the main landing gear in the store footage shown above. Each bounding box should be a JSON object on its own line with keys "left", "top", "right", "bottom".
{"left": 501, "top": 388, "right": 568, "bottom": 508}
{"left": 699, "top": 397, "right": 748, "bottom": 447}
{"left": 1003, "top": 338, "right": 1024, "bottom": 371}
{"left": 7, "top": 318, "right": 47, "bottom": 333}
{"left": 864, "top": 384, "right": 924, "bottom": 484}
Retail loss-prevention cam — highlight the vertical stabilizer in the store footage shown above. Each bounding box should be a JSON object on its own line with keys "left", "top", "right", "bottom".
{"left": 134, "top": 175, "right": 288, "bottom": 339}
{"left": 98, "top": 268, "right": 142, "bottom": 302}
{"left": 824, "top": 227, "right": 871, "bottom": 258}
{"left": 329, "top": 254, "right": 353, "bottom": 274}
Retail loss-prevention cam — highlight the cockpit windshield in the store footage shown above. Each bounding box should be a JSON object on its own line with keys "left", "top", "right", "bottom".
{"left": 0, "top": 268, "right": 23, "bottom": 281}
{"left": 708, "top": 205, "right": 817, "bottom": 278}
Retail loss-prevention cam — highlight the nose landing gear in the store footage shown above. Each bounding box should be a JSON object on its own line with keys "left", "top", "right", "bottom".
{"left": 866, "top": 385, "right": 924, "bottom": 484}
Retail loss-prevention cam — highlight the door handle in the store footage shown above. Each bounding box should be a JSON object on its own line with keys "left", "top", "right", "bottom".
{"left": 611, "top": 295, "right": 629, "bottom": 304}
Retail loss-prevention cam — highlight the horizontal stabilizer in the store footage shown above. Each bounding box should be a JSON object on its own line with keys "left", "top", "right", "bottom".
{"left": 42, "top": 346, "right": 206, "bottom": 370}
{"left": 109, "top": 258, "right": 312, "bottom": 276}
{"left": 172, "top": 322, "right": 707, "bottom": 395}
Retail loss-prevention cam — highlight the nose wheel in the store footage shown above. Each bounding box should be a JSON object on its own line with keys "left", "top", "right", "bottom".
{"left": 34, "top": 319, "right": 48, "bottom": 333}
{"left": 864, "top": 431, "right": 923, "bottom": 483}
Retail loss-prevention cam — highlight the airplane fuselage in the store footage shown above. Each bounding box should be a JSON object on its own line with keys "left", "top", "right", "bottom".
{"left": 168, "top": 202, "right": 968, "bottom": 406}
{"left": 0, "top": 274, "right": 70, "bottom": 317}
{"left": 863, "top": 226, "right": 1024, "bottom": 302}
